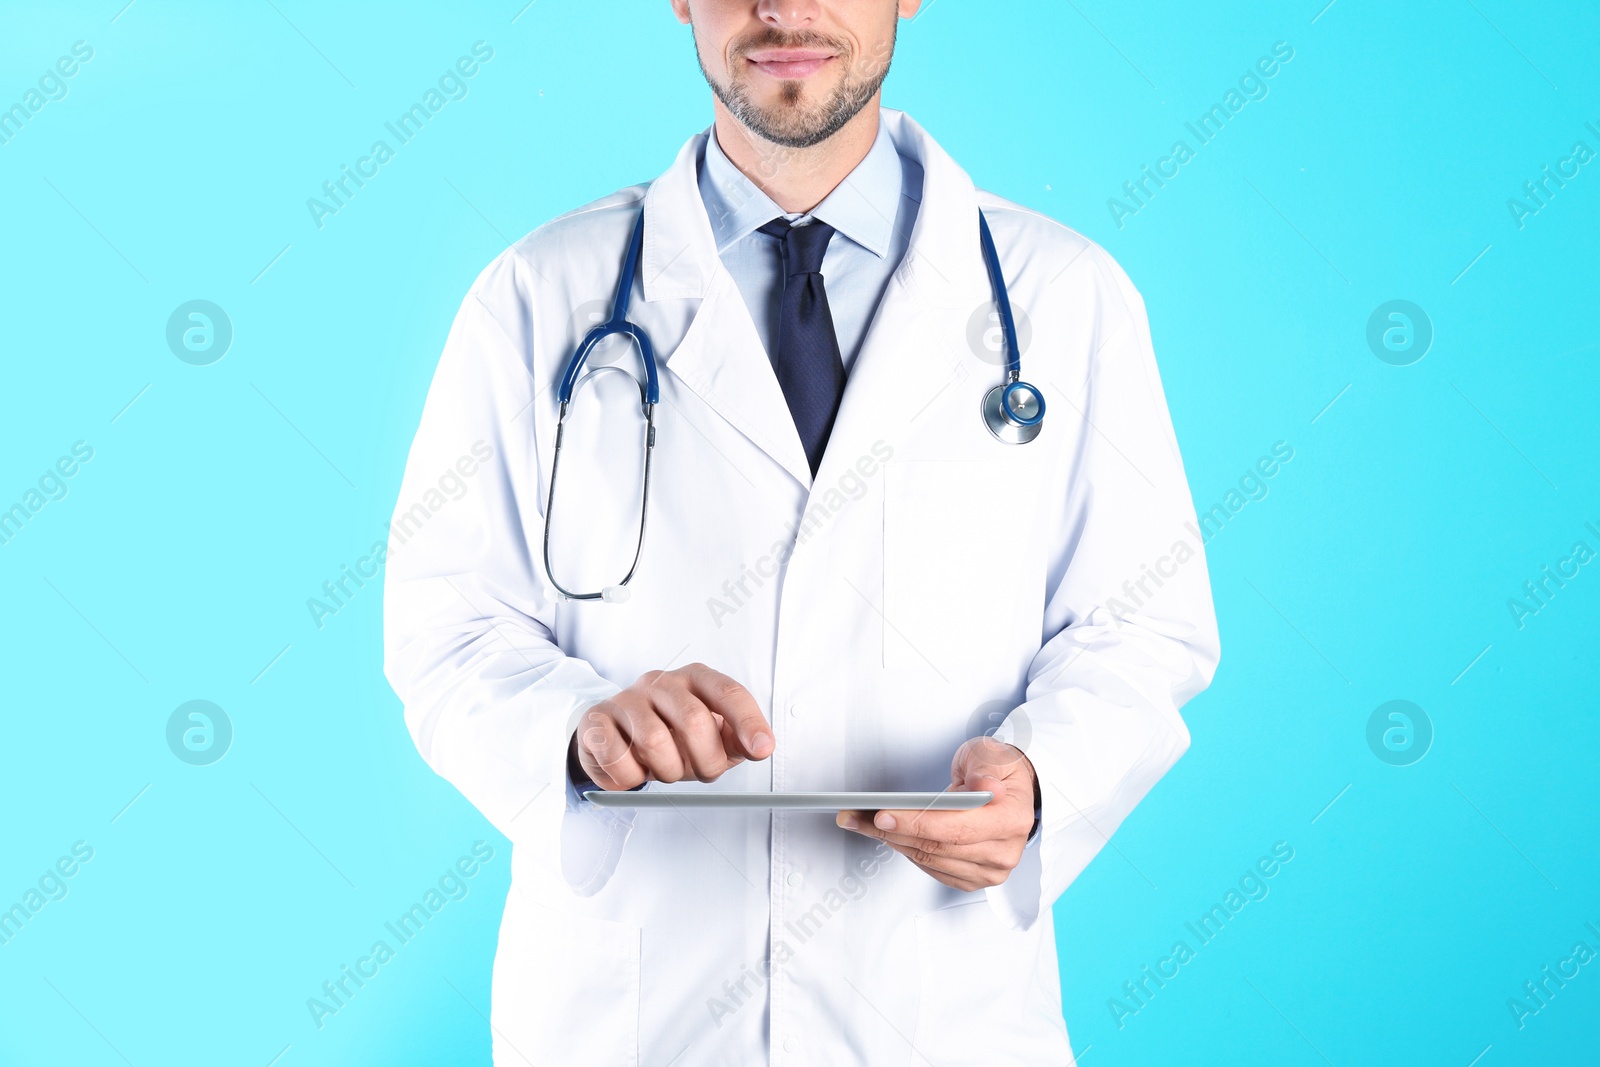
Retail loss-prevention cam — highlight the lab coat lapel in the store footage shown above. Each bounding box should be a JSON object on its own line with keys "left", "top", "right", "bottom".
{"left": 818, "top": 110, "right": 990, "bottom": 483}
{"left": 639, "top": 134, "right": 814, "bottom": 489}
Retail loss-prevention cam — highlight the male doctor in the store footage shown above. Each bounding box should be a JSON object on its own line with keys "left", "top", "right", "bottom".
{"left": 384, "top": 1, "right": 1219, "bottom": 1063}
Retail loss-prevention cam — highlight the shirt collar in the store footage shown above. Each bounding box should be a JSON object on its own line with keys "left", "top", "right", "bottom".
{"left": 698, "top": 115, "right": 903, "bottom": 260}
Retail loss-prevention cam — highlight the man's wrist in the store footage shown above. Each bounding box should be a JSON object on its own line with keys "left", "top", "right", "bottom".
{"left": 568, "top": 732, "right": 595, "bottom": 788}
{"left": 1017, "top": 747, "right": 1041, "bottom": 843}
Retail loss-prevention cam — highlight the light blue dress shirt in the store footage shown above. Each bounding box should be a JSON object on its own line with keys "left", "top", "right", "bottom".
{"left": 696, "top": 116, "right": 924, "bottom": 376}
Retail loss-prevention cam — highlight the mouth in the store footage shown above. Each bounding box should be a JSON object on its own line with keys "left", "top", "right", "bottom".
{"left": 742, "top": 48, "right": 837, "bottom": 80}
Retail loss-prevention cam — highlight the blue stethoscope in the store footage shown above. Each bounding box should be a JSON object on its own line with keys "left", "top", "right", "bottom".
{"left": 543, "top": 208, "right": 1043, "bottom": 601}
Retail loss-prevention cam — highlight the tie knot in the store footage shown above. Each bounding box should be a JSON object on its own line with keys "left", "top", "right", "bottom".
{"left": 759, "top": 217, "right": 835, "bottom": 275}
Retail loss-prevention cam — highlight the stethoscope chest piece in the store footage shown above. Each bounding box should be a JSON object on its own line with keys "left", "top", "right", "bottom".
{"left": 981, "top": 379, "right": 1045, "bottom": 445}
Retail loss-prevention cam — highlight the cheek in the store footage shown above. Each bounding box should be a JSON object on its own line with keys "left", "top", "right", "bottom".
{"left": 708, "top": 17, "right": 748, "bottom": 69}
{"left": 869, "top": 37, "right": 894, "bottom": 76}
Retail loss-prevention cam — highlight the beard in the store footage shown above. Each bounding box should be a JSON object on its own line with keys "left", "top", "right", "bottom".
{"left": 696, "top": 25, "right": 895, "bottom": 149}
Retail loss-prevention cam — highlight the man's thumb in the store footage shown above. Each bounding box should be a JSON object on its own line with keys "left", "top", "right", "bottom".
{"left": 952, "top": 752, "right": 1008, "bottom": 796}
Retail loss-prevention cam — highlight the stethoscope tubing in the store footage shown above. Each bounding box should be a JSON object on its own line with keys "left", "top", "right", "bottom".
{"left": 976, "top": 211, "right": 1024, "bottom": 383}
{"left": 557, "top": 210, "right": 660, "bottom": 407}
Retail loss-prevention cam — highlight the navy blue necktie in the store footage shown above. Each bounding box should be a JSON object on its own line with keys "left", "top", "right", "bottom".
{"left": 759, "top": 217, "right": 846, "bottom": 477}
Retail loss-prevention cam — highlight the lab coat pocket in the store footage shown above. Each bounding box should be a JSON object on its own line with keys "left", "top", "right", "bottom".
{"left": 912, "top": 900, "right": 1069, "bottom": 1065}
{"left": 882, "top": 460, "right": 1036, "bottom": 677}
{"left": 491, "top": 889, "right": 641, "bottom": 1066}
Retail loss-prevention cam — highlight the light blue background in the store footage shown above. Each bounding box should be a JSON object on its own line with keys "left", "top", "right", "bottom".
{"left": 2, "top": 2, "right": 1596, "bottom": 1064}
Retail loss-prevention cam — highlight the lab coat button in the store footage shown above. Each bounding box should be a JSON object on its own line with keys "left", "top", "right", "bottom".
{"left": 786, "top": 871, "right": 803, "bottom": 888}
{"left": 788, "top": 703, "right": 801, "bottom": 718}
{"left": 783, "top": 1036, "right": 800, "bottom": 1053}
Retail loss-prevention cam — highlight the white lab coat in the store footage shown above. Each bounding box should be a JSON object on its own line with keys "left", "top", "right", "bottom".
{"left": 383, "top": 108, "right": 1219, "bottom": 1066}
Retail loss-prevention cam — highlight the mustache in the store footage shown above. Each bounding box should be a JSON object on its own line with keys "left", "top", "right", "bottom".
{"left": 731, "top": 28, "right": 850, "bottom": 59}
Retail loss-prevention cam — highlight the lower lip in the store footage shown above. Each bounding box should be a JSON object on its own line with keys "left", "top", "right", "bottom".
{"left": 747, "top": 56, "right": 833, "bottom": 79}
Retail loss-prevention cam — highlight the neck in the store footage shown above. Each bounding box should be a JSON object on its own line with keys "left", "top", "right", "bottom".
{"left": 711, "top": 96, "right": 882, "bottom": 214}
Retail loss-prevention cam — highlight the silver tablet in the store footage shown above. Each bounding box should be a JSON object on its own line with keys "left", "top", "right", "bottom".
{"left": 582, "top": 790, "right": 993, "bottom": 811}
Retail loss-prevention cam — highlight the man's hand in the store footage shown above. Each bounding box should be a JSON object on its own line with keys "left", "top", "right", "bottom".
{"left": 836, "top": 737, "right": 1037, "bottom": 891}
{"left": 570, "top": 663, "right": 774, "bottom": 790}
